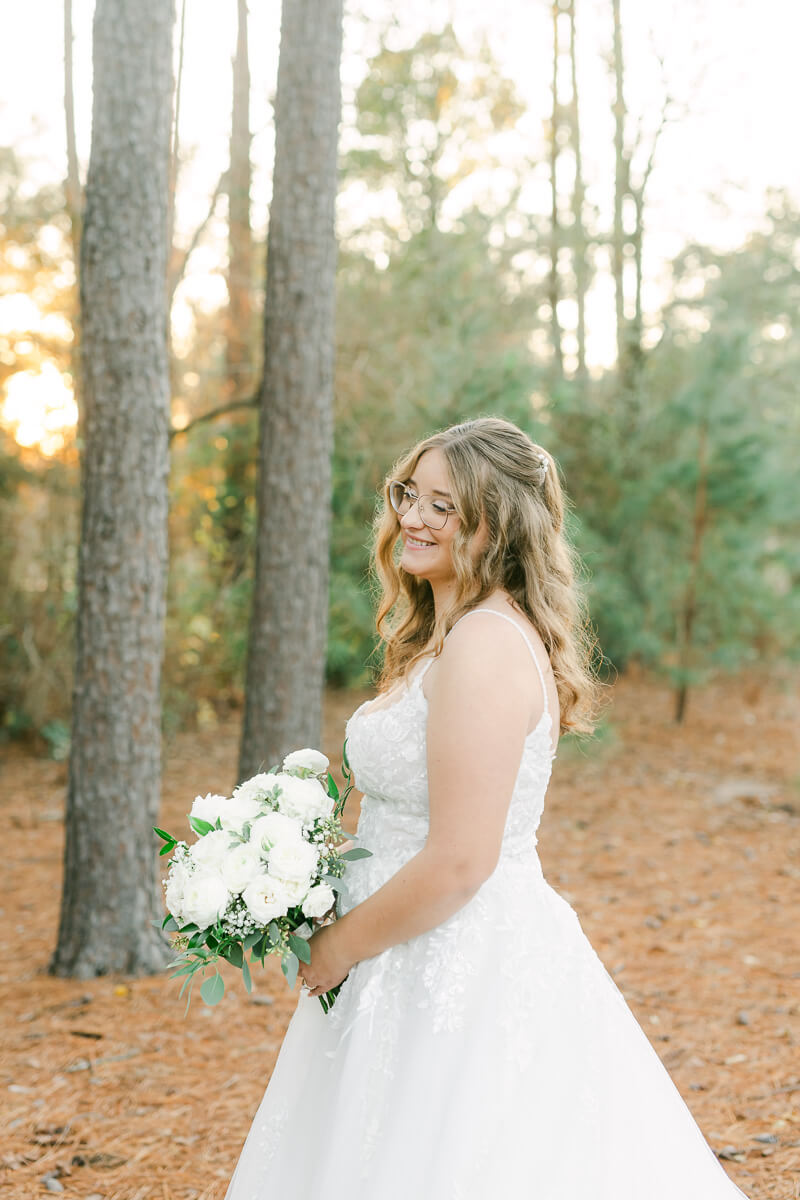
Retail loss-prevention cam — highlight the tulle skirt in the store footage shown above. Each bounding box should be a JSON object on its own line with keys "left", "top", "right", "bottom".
{"left": 224, "top": 854, "right": 750, "bottom": 1199}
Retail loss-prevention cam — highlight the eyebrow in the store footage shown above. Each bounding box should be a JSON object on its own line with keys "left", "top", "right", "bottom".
{"left": 407, "top": 477, "right": 453, "bottom": 499}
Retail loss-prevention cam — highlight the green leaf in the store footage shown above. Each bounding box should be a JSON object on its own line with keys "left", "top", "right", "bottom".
{"left": 201, "top": 973, "right": 225, "bottom": 1006}
{"left": 189, "top": 816, "right": 215, "bottom": 837}
{"left": 223, "top": 942, "right": 243, "bottom": 969}
{"left": 326, "top": 772, "right": 339, "bottom": 801}
{"left": 281, "top": 951, "right": 299, "bottom": 989}
{"left": 322, "top": 874, "right": 345, "bottom": 893}
{"left": 153, "top": 826, "right": 176, "bottom": 844}
{"left": 339, "top": 847, "right": 372, "bottom": 860}
{"left": 161, "top": 914, "right": 179, "bottom": 931}
{"left": 267, "top": 920, "right": 281, "bottom": 945}
{"left": 287, "top": 934, "right": 311, "bottom": 964}
{"left": 241, "top": 956, "right": 253, "bottom": 993}
{"left": 159, "top": 843, "right": 175, "bottom": 857}
{"left": 243, "top": 930, "right": 262, "bottom": 951}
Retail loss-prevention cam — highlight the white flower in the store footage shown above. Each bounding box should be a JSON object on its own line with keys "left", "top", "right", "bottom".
{"left": 282, "top": 747, "right": 329, "bottom": 775}
{"left": 219, "top": 843, "right": 263, "bottom": 893}
{"left": 180, "top": 871, "right": 230, "bottom": 929}
{"left": 248, "top": 810, "right": 304, "bottom": 853}
{"left": 242, "top": 874, "right": 291, "bottom": 924}
{"left": 218, "top": 791, "right": 265, "bottom": 834}
{"left": 267, "top": 838, "right": 319, "bottom": 883}
{"left": 302, "top": 883, "right": 336, "bottom": 919}
{"left": 273, "top": 875, "right": 309, "bottom": 905}
{"left": 188, "top": 828, "right": 233, "bottom": 872}
{"left": 275, "top": 775, "right": 333, "bottom": 826}
{"left": 190, "top": 792, "right": 228, "bottom": 827}
{"left": 232, "top": 772, "right": 282, "bottom": 806}
{"left": 164, "top": 859, "right": 190, "bottom": 924}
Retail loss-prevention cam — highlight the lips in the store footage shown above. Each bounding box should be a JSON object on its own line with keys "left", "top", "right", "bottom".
{"left": 405, "top": 534, "right": 435, "bottom": 549}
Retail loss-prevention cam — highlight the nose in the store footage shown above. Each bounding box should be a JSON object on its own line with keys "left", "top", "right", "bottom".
{"left": 400, "top": 497, "right": 426, "bottom": 530}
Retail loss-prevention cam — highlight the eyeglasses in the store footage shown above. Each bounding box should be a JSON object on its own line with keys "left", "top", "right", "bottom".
{"left": 387, "top": 480, "right": 458, "bottom": 531}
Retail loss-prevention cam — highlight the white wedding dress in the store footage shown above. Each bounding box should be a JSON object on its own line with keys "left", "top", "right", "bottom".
{"left": 225, "top": 610, "right": 750, "bottom": 1199}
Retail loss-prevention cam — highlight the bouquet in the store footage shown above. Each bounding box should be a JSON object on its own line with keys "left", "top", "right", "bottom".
{"left": 154, "top": 745, "right": 369, "bottom": 1013}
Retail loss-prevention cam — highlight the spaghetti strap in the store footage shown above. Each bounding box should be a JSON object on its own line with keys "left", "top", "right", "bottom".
{"left": 447, "top": 608, "right": 550, "bottom": 717}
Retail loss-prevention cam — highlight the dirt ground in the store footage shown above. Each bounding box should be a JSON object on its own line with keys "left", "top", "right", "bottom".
{"left": 1, "top": 665, "right": 799, "bottom": 1200}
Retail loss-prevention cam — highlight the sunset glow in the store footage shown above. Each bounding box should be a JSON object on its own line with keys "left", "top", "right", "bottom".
{"left": 1, "top": 364, "right": 78, "bottom": 456}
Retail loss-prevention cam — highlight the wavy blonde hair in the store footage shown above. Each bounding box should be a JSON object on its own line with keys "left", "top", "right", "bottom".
{"left": 371, "top": 416, "right": 602, "bottom": 735}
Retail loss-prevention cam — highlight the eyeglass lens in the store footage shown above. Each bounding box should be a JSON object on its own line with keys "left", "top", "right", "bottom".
{"left": 388, "top": 482, "right": 450, "bottom": 530}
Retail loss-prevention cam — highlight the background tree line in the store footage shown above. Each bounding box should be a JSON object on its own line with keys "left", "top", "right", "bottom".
{"left": 2, "top": 10, "right": 797, "bottom": 751}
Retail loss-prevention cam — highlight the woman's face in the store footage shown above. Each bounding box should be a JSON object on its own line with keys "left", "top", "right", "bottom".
{"left": 396, "top": 447, "right": 486, "bottom": 588}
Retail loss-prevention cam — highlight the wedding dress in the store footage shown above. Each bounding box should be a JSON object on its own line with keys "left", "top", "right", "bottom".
{"left": 225, "top": 609, "right": 750, "bottom": 1199}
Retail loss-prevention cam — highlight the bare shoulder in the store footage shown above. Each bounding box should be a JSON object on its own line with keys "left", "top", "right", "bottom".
{"left": 425, "top": 600, "right": 538, "bottom": 696}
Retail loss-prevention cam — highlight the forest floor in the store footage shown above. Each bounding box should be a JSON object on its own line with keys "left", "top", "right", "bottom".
{"left": 1, "top": 665, "right": 799, "bottom": 1200}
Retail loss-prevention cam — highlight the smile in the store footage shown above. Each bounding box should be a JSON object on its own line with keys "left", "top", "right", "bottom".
{"left": 405, "top": 535, "right": 436, "bottom": 549}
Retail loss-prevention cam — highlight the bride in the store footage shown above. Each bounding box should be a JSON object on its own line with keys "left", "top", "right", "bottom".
{"left": 225, "top": 417, "right": 750, "bottom": 1199}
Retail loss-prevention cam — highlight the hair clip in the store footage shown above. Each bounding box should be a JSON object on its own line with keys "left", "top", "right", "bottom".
{"left": 539, "top": 456, "right": 549, "bottom": 476}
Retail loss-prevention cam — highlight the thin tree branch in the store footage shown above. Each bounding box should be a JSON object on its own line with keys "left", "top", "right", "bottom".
{"left": 168, "top": 0, "right": 188, "bottom": 255}
{"left": 64, "top": 0, "right": 82, "bottom": 253}
{"left": 169, "top": 395, "right": 257, "bottom": 442}
{"left": 167, "top": 168, "right": 229, "bottom": 303}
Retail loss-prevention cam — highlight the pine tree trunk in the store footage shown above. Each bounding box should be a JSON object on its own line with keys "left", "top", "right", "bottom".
{"left": 239, "top": 0, "right": 343, "bottom": 779}
{"left": 567, "top": 0, "right": 587, "bottom": 382}
{"left": 51, "top": 0, "right": 175, "bottom": 977}
{"left": 611, "top": 0, "right": 628, "bottom": 378}
{"left": 226, "top": 0, "right": 254, "bottom": 400}
{"left": 548, "top": 0, "right": 564, "bottom": 377}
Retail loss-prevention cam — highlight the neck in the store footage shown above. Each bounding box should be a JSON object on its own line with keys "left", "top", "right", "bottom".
{"left": 429, "top": 576, "right": 461, "bottom": 622}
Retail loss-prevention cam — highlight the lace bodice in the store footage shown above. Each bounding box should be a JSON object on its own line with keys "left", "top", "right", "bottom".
{"left": 339, "top": 609, "right": 558, "bottom": 914}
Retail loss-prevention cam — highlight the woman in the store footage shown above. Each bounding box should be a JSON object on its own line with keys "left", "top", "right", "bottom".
{"left": 225, "top": 417, "right": 749, "bottom": 1199}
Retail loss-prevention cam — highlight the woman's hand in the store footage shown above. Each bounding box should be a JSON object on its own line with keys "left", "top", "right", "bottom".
{"left": 300, "top": 922, "right": 353, "bottom": 998}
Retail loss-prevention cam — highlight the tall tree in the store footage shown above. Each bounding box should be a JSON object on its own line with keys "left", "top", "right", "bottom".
{"left": 610, "top": 0, "right": 628, "bottom": 378}
{"left": 51, "top": 0, "right": 175, "bottom": 976}
{"left": 547, "top": 1, "right": 564, "bottom": 377}
{"left": 566, "top": 0, "right": 587, "bottom": 382}
{"left": 225, "top": 0, "right": 254, "bottom": 402}
{"left": 239, "top": 0, "right": 344, "bottom": 777}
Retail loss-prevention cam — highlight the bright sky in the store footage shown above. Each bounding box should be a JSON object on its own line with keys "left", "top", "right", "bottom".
{"left": 1, "top": 0, "right": 799, "bottom": 447}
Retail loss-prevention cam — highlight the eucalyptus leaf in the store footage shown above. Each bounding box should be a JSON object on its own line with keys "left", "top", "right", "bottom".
{"left": 241, "top": 956, "right": 252, "bottom": 993}
{"left": 281, "top": 952, "right": 299, "bottom": 989}
{"left": 339, "top": 847, "right": 372, "bottom": 860}
{"left": 288, "top": 934, "right": 311, "bottom": 964}
{"left": 224, "top": 942, "right": 244, "bottom": 968}
{"left": 201, "top": 973, "right": 225, "bottom": 1006}
{"left": 322, "top": 874, "right": 345, "bottom": 893}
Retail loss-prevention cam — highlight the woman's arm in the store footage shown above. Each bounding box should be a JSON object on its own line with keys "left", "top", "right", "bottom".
{"left": 303, "top": 614, "right": 541, "bottom": 993}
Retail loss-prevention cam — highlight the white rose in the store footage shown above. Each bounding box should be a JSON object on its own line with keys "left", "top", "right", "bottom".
{"left": 248, "top": 810, "right": 304, "bottom": 853}
{"left": 190, "top": 792, "right": 228, "bottom": 827}
{"left": 275, "top": 775, "right": 333, "bottom": 826}
{"left": 282, "top": 748, "right": 330, "bottom": 775}
{"left": 219, "top": 791, "right": 268, "bottom": 834}
{"left": 242, "top": 874, "right": 291, "bottom": 924}
{"left": 189, "top": 828, "right": 233, "bottom": 872}
{"left": 273, "top": 875, "right": 309, "bottom": 905}
{"left": 164, "top": 859, "right": 190, "bottom": 924}
{"left": 219, "top": 843, "right": 263, "bottom": 893}
{"left": 232, "top": 772, "right": 282, "bottom": 806}
{"left": 180, "top": 871, "right": 230, "bottom": 929}
{"left": 267, "top": 838, "right": 319, "bottom": 883}
{"left": 302, "top": 883, "right": 336, "bottom": 919}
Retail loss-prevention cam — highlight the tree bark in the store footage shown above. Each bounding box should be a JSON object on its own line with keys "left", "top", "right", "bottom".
{"left": 675, "top": 421, "right": 709, "bottom": 724}
{"left": 226, "top": 0, "right": 254, "bottom": 400}
{"left": 567, "top": 0, "right": 587, "bottom": 382}
{"left": 239, "top": 0, "right": 343, "bottom": 779}
{"left": 52, "top": 0, "right": 175, "bottom": 977}
{"left": 548, "top": 1, "right": 564, "bottom": 378}
{"left": 611, "top": 0, "right": 628, "bottom": 377}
